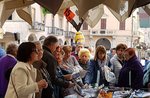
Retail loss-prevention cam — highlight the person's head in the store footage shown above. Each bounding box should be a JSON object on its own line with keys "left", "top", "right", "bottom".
{"left": 110, "top": 48, "right": 116, "bottom": 56}
{"left": 78, "top": 48, "right": 90, "bottom": 64}
{"left": 75, "top": 42, "right": 84, "bottom": 53}
{"left": 43, "top": 36, "right": 59, "bottom": 53}
{"left": 87, "top": 46, "right": 94, "bottom": 53}
{"left": 54, "top": 47, "right": 64, "bottom": 65}
{"left": 145, "top": 49, "right": 150, "bottom": 60}
{"left": 17, "top": 42, "right": 38, "bottom": 64}
{"left": 124, "top": 48, "right": 136, "bottom": 61}
{"left": 62, "top": 45, "right": 72, "bottom": 59}
{"left": 116, "top": 43, "right": 127, "bottom": 59}
{"left": 0, "top": 48, "right": 6, "bottom": 58}
{"left": 94, "top": 45, "right": 106, "bottom": 61}
{"left": 33, "top": 41, "right": 43, "bottom": 60}
{"left": 6, "top": 43, "right": 18, "bottom": 57}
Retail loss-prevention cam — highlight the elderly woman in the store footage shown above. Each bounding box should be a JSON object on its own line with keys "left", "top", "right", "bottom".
{"left": 53, "top": 46, "right": 74, "bottom": 97}
{"left": 78, "top": 48, "right": 90, "bottom": 70}
{"left": 5, "top": 42, "right": 48, "bottom": 98}
{"left": 118, "top": 48, "right": 144, "bottom": 90}
{"left": 62, "top": 45, "right": 83, "bottom": 72}
{"left": 84, "top": 45, "right": 111, "bottom": 87}
{"left": 32, "top": 41, "right": 54, "bottom": 98}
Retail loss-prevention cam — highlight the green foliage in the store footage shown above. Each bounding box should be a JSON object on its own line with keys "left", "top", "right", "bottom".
{"left": 42, "top": 7, "right": 50, "bottom": 16}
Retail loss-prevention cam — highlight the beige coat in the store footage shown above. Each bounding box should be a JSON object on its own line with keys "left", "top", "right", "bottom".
{"left": 5, "top": 62, "right": 39, "bottom": 98}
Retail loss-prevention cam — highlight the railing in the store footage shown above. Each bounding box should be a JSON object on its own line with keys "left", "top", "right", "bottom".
{"left": 64, "top": 31, "right": 76, "bottom": 38}
{"left": 90, "top": 29, "right": 116, "bottom": 36}
{"left": 32, "top": 22, "right": 45, "bottom": 31}
{"left": 45, "top": 26, "right": 64, "bottom": 36}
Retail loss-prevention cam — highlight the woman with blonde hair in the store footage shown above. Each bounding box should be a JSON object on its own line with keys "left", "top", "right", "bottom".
{"left": 62, "top": 45, "right": 83, "bottom": 72}
{"left": 78, "top": 48, "right": 90, "bottom": 70}
{"left": 84, "top": 45, "right": 111, "bottom": 87}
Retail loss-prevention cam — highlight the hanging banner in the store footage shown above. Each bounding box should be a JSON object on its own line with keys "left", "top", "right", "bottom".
{"left": 64, "top": 8, "right": 75, "bottom": 22}
{"left": 64, "top": 6, "right": 83, "bottom": 31}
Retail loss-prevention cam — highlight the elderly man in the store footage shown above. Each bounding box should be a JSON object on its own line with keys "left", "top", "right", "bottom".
{"left": 42, "top": 36, "right": 74, "bottom": 98}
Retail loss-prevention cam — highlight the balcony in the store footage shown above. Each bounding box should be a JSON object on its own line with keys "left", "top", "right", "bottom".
{"left": 29, "top": 22, "right": 45, "bottom": 32}
{"left": 45, "top": 26, "right": 64, "bottom": 36}
{"left": 90, "top": 29, "right": 116, "bottom": 36}
{"left": 31, "top": 22, "right": 45, "bottom": 31}
{"left": 64, "top": 31, "right": 76, "bottom": 38}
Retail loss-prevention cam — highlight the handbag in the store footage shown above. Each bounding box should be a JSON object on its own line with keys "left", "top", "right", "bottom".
{"left": 11, "top": 75, "right": 19, "bottom": 98}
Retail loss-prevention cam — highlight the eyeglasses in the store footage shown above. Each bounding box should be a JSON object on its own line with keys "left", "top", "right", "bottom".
{"left": 33, "top": 49, "right": 38, "bottom": 54}
{"left": 37, "top": 49, "right": 43, "bottom": 52}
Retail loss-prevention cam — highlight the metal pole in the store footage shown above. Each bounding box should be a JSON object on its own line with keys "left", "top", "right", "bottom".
{"left": 52, "top": 14, "right": 54, "bottom": 34}
{"left": 131, "top": 14, "right": 133, "bottom": 47}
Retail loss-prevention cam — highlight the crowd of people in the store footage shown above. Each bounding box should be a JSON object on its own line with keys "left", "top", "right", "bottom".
{"left": 0, "top": 35, "right": 150, "bottom": 98}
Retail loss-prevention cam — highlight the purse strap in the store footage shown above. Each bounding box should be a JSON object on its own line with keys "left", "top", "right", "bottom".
{"left": 11, "top": 75, "right": 19, "bottom": 98}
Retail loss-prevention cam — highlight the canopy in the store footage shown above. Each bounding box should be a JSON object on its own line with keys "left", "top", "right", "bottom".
{"left": 0, "top": 0, "right": 150, "bottom": 31}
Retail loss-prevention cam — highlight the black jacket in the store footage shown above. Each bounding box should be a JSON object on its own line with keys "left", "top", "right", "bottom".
{"left": 42, "top": 46, "right": 69, "bottom": 98}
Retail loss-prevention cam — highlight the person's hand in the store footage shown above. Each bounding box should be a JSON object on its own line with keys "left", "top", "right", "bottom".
{"left": 37, "top": 79, "right": 48, "bottom": 89}
{"left": 83, "top": 83, "right": 89, "bottom": 89}
{"left": 61, "top": 64, "right": 69, "bottom": 69}
{"left": 63, "top": 74, "right": 72, "bottom": 80}
{"left": 68, "top": 81, "right": 75, "bottom": 88}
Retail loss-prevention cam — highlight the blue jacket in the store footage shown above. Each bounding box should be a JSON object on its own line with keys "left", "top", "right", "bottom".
{"left": 118, "top": 55, "right": 144, "bottom": 90}
{"left": 84, "top": 59, "right": 110, "bottom": 86}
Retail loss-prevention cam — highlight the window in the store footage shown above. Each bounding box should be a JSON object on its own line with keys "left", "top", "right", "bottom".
{"left": 119, "top": 21, "right": 125, "bottom": 30}
{"left": 83, "top": 22, "right": 88, "bottom": 30}
{"left": 101, "top": 19, "right": 106, "bottom": 29}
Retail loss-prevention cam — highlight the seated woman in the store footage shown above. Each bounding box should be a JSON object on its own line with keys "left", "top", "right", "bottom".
{"left": 84, "top": 45, "right": 111, "bottom": 87}
{"left": 118, "top": 48, "right": 144, "bottom": 90}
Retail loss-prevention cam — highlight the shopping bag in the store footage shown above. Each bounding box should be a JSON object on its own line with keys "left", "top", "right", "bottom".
{"left": 104, "top": 66, "right": 116, "bottom": 83}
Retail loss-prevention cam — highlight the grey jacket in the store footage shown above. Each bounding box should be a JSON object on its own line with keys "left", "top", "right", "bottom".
{"left": 110, "top": 54, "right": 123, "bottom": 84}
